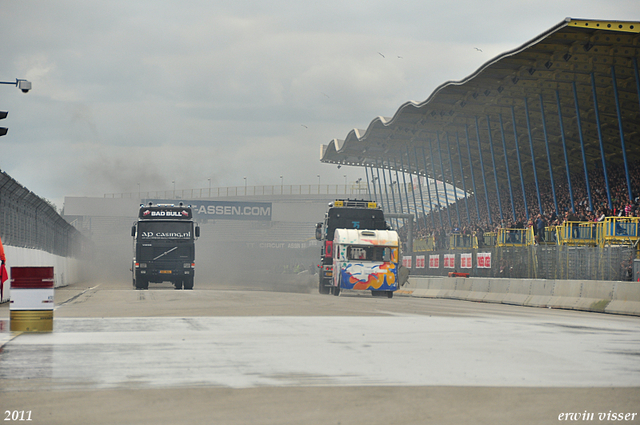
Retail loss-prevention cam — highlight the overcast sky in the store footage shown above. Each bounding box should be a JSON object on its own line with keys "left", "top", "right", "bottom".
{"left": 1, "top": 1, "right": 638, "bottom": 210}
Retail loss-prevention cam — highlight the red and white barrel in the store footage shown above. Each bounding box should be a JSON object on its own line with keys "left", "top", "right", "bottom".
{"left": 10, "top": 266, "right": 54, "bottom": 332}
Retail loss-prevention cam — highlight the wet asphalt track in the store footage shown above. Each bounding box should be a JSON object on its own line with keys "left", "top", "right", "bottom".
{"left": 1, "top": 279, "right": 639, "bottom": 424}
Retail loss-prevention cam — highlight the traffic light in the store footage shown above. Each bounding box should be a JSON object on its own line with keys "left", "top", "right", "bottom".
{"left": 0, "top": 111, "right": 7, "bottom": 136}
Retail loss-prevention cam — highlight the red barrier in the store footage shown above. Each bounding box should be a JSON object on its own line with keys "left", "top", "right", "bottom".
{"left": 448, "top": 272, "right": 470, "bottom": 278}
{"left": 10, "top": 266, "right": 54, "bottom": 288}
{"left": 10, "top": 266, "right": 54, "bottom": 332}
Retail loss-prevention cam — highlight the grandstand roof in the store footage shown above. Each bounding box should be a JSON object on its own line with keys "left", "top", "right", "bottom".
{"left": 321, "top": 18, "right": 640, "bottom": 198}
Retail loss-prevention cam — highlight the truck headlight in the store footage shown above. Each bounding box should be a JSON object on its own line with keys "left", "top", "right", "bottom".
{"left": 184, "top": 263, "right": 192, "bottom": 268}
{"left": 140, "top": 263, "right": 147, "bottom": 268}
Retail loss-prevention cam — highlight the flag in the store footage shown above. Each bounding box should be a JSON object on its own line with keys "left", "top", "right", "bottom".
{"left": 0, "top": 263, "right": 7, "bottom": 299}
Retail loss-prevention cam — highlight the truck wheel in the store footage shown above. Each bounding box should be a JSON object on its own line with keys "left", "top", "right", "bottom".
{"left": 174, "top": 280, "right": 183, "bottom": 290}
{"left": 184, "top": 278, "right": 194, "bottom": 290}
{"left": 135, "top": 278, "right": 148, "bottom": 290}
{"left": 387, "top": 291, "right": 394, "bottom": 298}
{"left": 332, "top": 285, "right": 340, "bottom": 296}
{"left": 318, "top": 278, "right": 330, "bottom": 295}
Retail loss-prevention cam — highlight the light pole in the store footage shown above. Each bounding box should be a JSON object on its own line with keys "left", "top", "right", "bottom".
{"left": 280, "top": 175, "right": 283, "bottom": 194}
{"left": 172, "top": 181, "right": 175, "bottom": 199}
{"left": 208, "top": 178, "right": 211, "bottom": 197}
{"left": 243, "top": 177, "right": 247, "bottom": 195}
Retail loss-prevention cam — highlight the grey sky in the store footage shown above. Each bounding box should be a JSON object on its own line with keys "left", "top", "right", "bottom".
{"left": 1, "top": 0, "right": 638, "bottom": 209}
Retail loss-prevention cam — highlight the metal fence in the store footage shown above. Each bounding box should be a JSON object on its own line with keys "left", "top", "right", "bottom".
{"left": 409, "top": 245, "right": 637, "bottom": 281}
{"left": 104, "top": 183, "right": 371, "bottom": 199}
{"left": 0, "top": 171, "right": 88, "bottom": 258}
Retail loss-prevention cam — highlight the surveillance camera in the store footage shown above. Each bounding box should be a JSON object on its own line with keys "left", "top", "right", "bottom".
{"left": 18, "top": 80, "right": 31, "bottom": 93}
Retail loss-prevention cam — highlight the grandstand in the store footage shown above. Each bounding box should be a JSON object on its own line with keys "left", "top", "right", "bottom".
{"left": 320, "top": 18, "right": 640, "bottom": 281}
{"left": 321, "top": 18, "right": 640, "bottom": 232}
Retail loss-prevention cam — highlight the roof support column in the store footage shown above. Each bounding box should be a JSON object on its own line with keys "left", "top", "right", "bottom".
{"left": 387, "top": 161, "right": 399, "bottom": 226}
{"left": 406, "top": 148, "right": 424, "bottom": 230}
{"left": 375, "top": 160, "right": 386, "bottom": 212}
{"left": 445, "top": 133, "right": 461, "bottom": 226}
{"left": 464, "top": 125, "right": 481, "bottom": 222}
{"left": 635, "top": 57, "right": 640, "bottom": 111}
{"left": 510, "top": 106, "right": 529, "bottom": 221}
{"left": 419, "top": 147, "right": 437, "bottom": 230}
{"left": 436, "top": 132, "right": 453, "bottom": 229}
{"left": 486, "top": 116, "right": 503, "bottom": 223}
{"left": 539, "top": 94, "right": 558, "bottom": 216}
{"left": 427, "top": 139, "right": 444, "bottom": 229}
{"left": 380, "top": 159, "right": 392, "bottom": 217}
{"left": 571, "top": 82, "right": 593, "bottom": 213}
{"left": 365, "top": 165, "right": 376, "bottom": 205}
{"left": 394, "top": 157, "right": 405, "bottom": 216}
{"left": 498, "top": 114, "right": 516, "bottom": 222}
{"left": 400, "top": 154, "right": 416, "bottom": 231}
{"left": 474, "top": 116, "right": 492, "bottom": 224}
{"left": 611, "top": 65, "right": 633, "bottom": 204}
{"left": 524, "top": 98, "right": 543, "bottom": 215}
{"left": 555, "top": 90, "right": 575, "bottom": 214}
{"left": 455, "top": 131, "right": 471, "bottom": 224}
{"left": 590, "top": 72, "right": 612, "bottom": 210}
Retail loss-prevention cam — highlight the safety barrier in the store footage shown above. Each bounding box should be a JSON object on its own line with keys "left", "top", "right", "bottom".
{"left": 403, "top": 276, "right": 640, "bottom": 316}
{"left": 496, "top": 227, "right": 534, "bottom": 247}
{"left": 449, "top": 234, "right": 477, "bottom": 249}
{"left": 556, "top": 222, "right": 597, "bottom": 246}
{"left": 597, "top": 217, "right": 639, "bottom": 248}
{"left": 413, "top": 237, "right": 435, "bottom": 252}
{"left": 0, "top": 171, "right": 88, "bottom": 258}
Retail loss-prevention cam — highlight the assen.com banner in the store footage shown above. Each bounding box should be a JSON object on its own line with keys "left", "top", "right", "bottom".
{"left": 144, "top": 199, "right": 272, "bottom": 221}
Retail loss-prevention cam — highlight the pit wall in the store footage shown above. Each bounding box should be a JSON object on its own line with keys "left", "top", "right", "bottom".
{"left": 0, "top": 245, "right": 81, "bottom": 303}
{"left": 400, "top": 276, "right": 640, "bottom": 316}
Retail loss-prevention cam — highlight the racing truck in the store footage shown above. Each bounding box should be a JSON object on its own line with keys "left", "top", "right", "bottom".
{"left": 315, "top": 199, "right": 389, "bottom": 295}
{"left": 332, "top": 228, "right": 400, "bottom": 297}
{"left": 131, "top": 202, "right": 200, "bottom": 290}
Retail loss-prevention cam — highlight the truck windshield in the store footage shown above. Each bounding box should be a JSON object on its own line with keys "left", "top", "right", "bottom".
{"left": 326, "top": 208, "right": 386, "bottom": 239}
{"left": 347, "top": 246, "right": 394, "bottom": 262}
{"left": 138, "top": 221, "right": 192, "bottom": 240}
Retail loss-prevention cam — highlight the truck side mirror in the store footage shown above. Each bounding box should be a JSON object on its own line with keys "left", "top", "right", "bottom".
{"left": 315, "top": 223, "right": 322, "bottom": 240}
{"left": 195, "top": 226, "right": 200, "bottom": 238}
{"left": 131, "top": 225, "right": 136, "bottom": 237}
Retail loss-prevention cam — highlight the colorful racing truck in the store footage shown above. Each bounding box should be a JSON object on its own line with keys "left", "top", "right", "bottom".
{"left": 315, "top": 199, "right": 389, "bottom": 295}
{"left": 331, "top": 228, "right": 399, "bottom": 297}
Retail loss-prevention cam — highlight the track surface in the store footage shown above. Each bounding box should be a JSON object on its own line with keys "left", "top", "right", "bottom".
{"left": 1, "top": 279, "right": 639, "bottom": 424}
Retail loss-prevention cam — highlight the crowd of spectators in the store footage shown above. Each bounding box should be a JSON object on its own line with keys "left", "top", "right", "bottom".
{"left": 402, "top": 161, "right": 640, "bottom": 245}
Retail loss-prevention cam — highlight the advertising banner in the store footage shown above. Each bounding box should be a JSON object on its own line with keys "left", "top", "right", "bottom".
{"left": 477, "top": 252, "right": 492, "bottom": 268}
{"left": 429, "top": 254, "right": 440, "bottom": 269}
{"left": 415, "top": 255, "right": 425, "bottom": 269}
{"left": 444, "top": 254, "right": 456, "bottom": 269}
{"left": 402, "top": 256, "right": 412, "bottom": 268}
{"left": 145, "top": 199, "right": 272, "bottom": 221}
{"left": 460, "top": 253, "right": 473, "bottom": 269}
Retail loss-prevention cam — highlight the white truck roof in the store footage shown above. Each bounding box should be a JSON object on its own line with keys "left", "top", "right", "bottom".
{"left": 334, "top": 228, "right": 398, "bottom": 246}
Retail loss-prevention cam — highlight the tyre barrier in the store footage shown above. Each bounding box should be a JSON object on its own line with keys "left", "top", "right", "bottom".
{"left": 402, "top": 276, "right": 640, "bottom": 316}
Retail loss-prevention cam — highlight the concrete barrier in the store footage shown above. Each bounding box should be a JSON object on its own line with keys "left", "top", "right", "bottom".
{"left": 406, "top": 275, "right": 640, "bottom": 316}
{"left": 607, "top": 282, "right": 640, "bottom": 316}
{"left": 526, "top": 279, "right": 555, "bottom": 308}
{"left": 0, "top": 246, "right": 81, "bottom": 304}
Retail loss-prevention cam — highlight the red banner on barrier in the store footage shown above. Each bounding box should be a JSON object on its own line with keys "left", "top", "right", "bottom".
{"left": 10, "top": 267, "right": 54, "bottom": 288}
{"left": 477, "top": 253, "right": 492, "bottom": 269}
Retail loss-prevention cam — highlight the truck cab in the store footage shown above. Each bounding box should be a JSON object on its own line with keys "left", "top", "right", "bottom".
{"left": 315, "top": 199, "right": 388, "bottom": 295}
{"left": 131, "top": 203, "right": 200, "bottom": 290}
{"left": 331, "top": 228, "right": 399, "bottom": 297}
